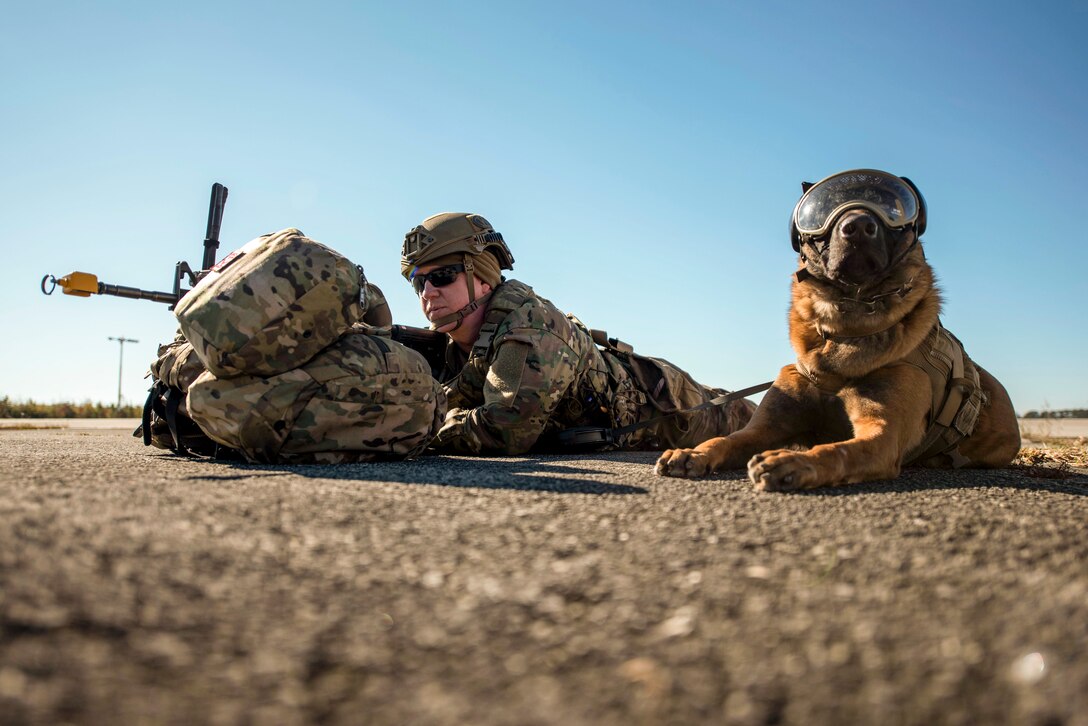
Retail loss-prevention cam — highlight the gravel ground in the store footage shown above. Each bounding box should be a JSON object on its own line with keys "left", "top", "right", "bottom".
{"left": 1, "top": 429, "right": 1086, "bottom": 725}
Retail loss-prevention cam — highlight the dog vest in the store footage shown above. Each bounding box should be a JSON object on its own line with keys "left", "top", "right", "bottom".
{"left": 457, "top": 281, "right": 650, "bottom": 410}
{"left": 797, "top": 320, "right": 985, "bottom": 467}
{"left": 898, "top": 321, "right": 985, "bottom": 467}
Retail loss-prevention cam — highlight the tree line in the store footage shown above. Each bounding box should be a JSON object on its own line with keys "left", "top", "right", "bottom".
{"left": 1020, "top": 409, "right": 1088, "bottom": 419}
{"left": 4, "top": 395, "right": 1083, "bottom": 421}
{"left": 0, "top": 397, "right": 142, "bottom": 418}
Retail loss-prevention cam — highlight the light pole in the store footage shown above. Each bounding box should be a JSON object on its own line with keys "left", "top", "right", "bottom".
{"left": 108, "top": 336, "right": 139, "bottom": 408}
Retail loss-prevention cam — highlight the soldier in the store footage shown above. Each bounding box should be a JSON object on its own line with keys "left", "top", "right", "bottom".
{"left": 401, "top": 212, "right": 754, "bottom": 455}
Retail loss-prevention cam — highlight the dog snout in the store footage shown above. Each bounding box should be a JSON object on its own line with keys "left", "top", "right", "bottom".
{"left": 826, "top": 210, "right": 888, "bottom": 284}
{"left": 837, "top": 210, "right": 880, "bottom": 243}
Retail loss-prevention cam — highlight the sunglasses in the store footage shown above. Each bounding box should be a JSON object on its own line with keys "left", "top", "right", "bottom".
{"left": 410, "top": 264, "right": 465, "bottom": 294}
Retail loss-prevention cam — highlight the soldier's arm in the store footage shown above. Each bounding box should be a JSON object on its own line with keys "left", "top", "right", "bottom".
{"left": 431, "top": 328, "right": 579, "bottom": 455}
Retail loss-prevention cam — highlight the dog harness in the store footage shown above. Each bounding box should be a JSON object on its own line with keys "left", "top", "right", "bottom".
{"left": 797, "top": 319, "right": 985, "bottom": 467}
{"left": 898, "top": 321, "right": 985, "bottom": 467}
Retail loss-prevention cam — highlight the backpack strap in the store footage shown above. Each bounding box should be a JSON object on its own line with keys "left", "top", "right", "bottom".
{"left": 586, "top": 325, "right": 633, "bottom": 354}
{"left": 141, "top": 381, "right": 163, "bottom": 447}
{"left": 139, "top": 379, "right": 190, "bottom": 454}
{"left": 163, "top": 386, "right": 185, "bottom": 452}
{"left": 139, "top": 379, "right": 237, "bottom": 459}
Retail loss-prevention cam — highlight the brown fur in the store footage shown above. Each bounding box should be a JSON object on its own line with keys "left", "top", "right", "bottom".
{"left": 656, "top": 209, "right": 1020, "bottom": 491}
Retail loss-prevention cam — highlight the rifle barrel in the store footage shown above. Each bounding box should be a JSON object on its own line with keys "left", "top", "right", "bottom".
{"left": 97, "top": 283, "right": 178, "bottom": 305}
{"left": 202, "top": 182, "right": 229, "bottom": 270}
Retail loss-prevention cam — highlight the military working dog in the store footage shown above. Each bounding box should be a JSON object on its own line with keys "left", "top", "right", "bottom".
{"left": 656, "top": 169, "right": 1020, "bottom": 490}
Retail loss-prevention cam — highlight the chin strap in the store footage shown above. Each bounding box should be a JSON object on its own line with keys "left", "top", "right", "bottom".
{"left": 428, "top": 255, "right": 492, "bottom": 332}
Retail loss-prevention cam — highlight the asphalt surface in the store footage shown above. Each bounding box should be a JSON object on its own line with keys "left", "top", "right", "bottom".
{"left": 1, "top": 428, "right": 1086, "bottom": 726}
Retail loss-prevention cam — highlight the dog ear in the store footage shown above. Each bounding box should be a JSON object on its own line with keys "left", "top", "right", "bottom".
{"left": 801, "top": 181, "right": 814, "bottom": 193}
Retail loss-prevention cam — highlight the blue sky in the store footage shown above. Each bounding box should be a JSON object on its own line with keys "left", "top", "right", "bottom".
{"left": 3, "top": 1, "right": 1086, "bottom": 413}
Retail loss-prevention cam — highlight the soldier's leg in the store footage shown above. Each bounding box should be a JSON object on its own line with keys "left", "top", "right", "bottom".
{"left": 634, "top": 359, "right": 756, "bottom": 450}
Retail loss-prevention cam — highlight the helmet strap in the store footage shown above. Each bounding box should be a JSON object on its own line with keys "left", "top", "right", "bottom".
{"left": 463, "top": 254, "right": 476, "bottom": 306}
{"left": 426, "top": 255, "right": 492, "bottom": 332}
{"left": 428, "top": 291, "right": 493, "bottom": 332}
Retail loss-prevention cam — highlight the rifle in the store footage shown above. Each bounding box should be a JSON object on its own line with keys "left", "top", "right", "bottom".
{"left": 41, "top": 182, "right": 448, "bottom": 367}
{"left": 42, "top": 183, "right": 230, "bottom": 308}
{"left": 390, "top": 324, "right": 448, "bottom": 377}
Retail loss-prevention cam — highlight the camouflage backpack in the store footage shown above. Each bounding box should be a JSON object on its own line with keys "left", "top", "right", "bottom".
{"left": 186, "top": 328, "right": 446, "bottom": 464}
{"left": 174, "top": 227, "right": 367, "bottom": 378}
{"left": 140, "top": 275, "right": 442, "bottom": 463}
{"left": 139, "top": 333, "right": 237, "bottom": 458}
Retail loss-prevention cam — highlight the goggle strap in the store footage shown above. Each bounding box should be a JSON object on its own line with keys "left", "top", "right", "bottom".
{"left": 885, "top": 234, "right": 920, "bottom": 271}
{"left": 794, "top": 229, "right": 921, "bottom": 291}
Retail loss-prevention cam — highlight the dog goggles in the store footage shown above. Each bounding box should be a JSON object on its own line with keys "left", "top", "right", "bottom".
{"left": 410, "top": 264, "right": 465, "bottom": 294}
{"left": 792, "top": 169, "right": 922, "bottom": 240}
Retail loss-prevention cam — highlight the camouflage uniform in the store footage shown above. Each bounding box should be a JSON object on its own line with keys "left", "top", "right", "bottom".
{"left": 401, "top": 212, "right": 753, "bottom": 456}
{"left": 431, "top": 279, "right": 754, "bottom": 455}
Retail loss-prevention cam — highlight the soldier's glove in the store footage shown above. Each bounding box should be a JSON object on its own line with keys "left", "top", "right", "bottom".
{"left": 428, "top": 409, "right": 467, "bottom": 448}
{"left": 428, "top": 409, "right": 480, "bottom": 454}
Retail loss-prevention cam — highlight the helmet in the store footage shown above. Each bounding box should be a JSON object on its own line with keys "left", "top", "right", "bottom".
{"left": 401, "top": 212, "right": 515, "bottom": 278}
{"left": 790, "top": 169, "right": 927, "bottom": 252}
{"left": 400, "top": 213, "right": 515, "bottom": 331}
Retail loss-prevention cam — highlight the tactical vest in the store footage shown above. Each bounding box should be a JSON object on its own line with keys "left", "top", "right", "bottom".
{"left": 898, "top": 321, "right": 985, "bottom": 467}
{"left": 446, "top": 280, "right": 617, "bottom": 430}
{"left": 442, "top": 280, "right": 534, "bottom": 404}
{"left": 470, "top": 281, "right": 535, "bottom": 359}
{"left": 447, "top": 281, "right": 733, "bottom": 448}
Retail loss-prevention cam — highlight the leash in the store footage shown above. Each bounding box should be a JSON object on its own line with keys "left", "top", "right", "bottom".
{"left": 556, "top": 380, "right": 773, "bottom": 451}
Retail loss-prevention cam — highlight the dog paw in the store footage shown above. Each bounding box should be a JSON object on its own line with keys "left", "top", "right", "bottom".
{"left": 747, "top": 449, "right": 820, "bottom": 492}
{"left": 655, "top": 449, "right": 713, "bottom": 478}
